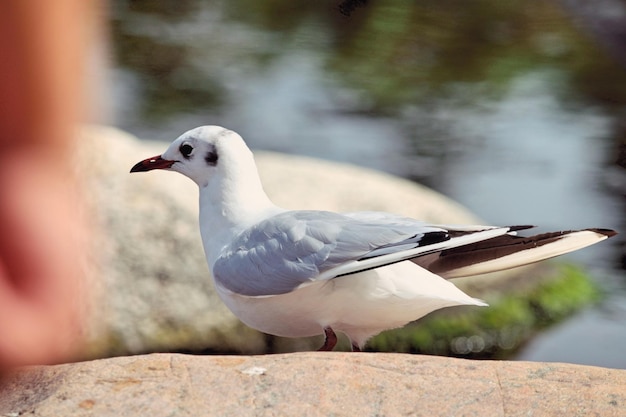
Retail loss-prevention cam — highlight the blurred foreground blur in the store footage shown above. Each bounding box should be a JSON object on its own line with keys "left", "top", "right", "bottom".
{"left": 0, "top": 1, "right": 99, "bottom": 368}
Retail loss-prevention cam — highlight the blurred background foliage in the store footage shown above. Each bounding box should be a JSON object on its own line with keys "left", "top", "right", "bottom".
{"left": 110, "top": 0, "right": 626, "bottom": 116}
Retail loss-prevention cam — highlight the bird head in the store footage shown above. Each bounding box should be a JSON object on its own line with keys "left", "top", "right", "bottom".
{"left": 130, "top": 126, "right": 251, "bottom": 188}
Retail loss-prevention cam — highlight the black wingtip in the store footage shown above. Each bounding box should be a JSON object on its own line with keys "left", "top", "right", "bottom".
{"left": 508, "top": 225, "right": 536, "bottom": 232}
{"left": 587, "top": 228, "right": 618, "bottom": 238}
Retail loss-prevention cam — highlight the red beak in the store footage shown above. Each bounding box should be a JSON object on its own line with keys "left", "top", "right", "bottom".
{"left": 130, "top": 155, "right": 175, "bottom": 173}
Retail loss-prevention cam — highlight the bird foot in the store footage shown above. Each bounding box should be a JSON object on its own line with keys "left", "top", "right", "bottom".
{"left": 317, "top": 327, "right": 338, "bottom": 351}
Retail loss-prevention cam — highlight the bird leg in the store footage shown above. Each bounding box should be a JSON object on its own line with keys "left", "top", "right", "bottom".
{"left": 318, "top": 327, "right": 337, "bottom": 351}
{"left": 351, "top": 343, "right": 361, "bottom": 352}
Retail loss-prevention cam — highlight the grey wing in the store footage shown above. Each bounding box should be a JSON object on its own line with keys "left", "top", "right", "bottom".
{"left": 212, "top": 210, "right": 448, "bottom": 297}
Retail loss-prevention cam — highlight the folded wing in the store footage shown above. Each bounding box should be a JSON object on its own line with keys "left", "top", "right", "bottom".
{"left": 214, "top": 210, "right": 451, "bottom": 296}
{"left": 213, "top": 209, "right": 616, "bottom": 297}
{"left": 413, "top": 227, "right": 616, "bottom": 278}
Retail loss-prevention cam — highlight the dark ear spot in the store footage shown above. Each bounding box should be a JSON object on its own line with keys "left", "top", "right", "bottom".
{"left": 205, "top": 145, "right": 218, "bottom": 166}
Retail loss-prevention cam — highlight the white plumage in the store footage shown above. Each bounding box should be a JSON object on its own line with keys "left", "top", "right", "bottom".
{"left": 131, "top": 126, "right": 616, "bottom": 351}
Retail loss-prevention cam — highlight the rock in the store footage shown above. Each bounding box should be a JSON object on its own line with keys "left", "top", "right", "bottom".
{"left": 1, "top": 353, "right": 624, "bottom": 416}
{"left": 75, "top": 126, "right": 522, "bottom": 358}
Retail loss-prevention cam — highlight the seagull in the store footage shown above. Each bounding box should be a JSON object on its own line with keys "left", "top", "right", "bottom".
{"left": 130, "top": 126, "right": 617, "bottom": 352}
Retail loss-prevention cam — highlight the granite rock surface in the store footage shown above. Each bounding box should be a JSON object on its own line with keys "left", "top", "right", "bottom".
{"left": 1, "top": 353, "right": 624, "bottom": 416}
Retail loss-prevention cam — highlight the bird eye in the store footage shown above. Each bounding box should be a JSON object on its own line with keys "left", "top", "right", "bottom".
{"left": 179, "top": 143, "right": 194, "bottom": 158}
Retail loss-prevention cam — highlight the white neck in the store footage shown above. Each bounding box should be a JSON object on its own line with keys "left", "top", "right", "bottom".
{"left": 198, "top": 156, "right": 282, "bottom": 269}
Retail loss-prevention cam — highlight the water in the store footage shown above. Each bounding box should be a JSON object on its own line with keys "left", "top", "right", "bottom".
{"left": 109, "top": 0, "right": 626, "bottom": 368}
